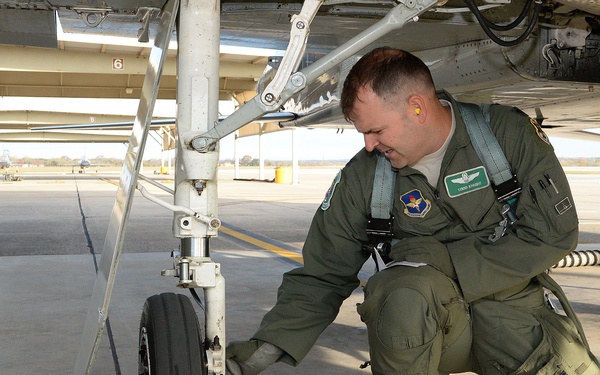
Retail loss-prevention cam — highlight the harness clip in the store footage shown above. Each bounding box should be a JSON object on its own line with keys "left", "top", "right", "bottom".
{"left": 492, "top": 174, "right": 522, "bottom": 204}
{"left": 362, "top": 215, "right": 394, "bottom": 262}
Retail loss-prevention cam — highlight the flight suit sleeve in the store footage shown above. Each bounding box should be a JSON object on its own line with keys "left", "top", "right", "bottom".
{"left": 447, "top": 106, "right": 579, "bottom": 303}
{"left": 252, "top": 153, "right": 373, "bottom": 365}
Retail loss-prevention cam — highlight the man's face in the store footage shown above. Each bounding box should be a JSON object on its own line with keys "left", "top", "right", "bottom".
{"left": 351, "top": 87, "right": 423, "bottom": 169}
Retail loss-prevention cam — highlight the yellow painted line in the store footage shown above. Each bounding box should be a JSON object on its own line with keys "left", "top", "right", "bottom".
{"left": 100, "top": 178, "right": 119, "bottom": 187}
{"left": 219, "top": 200, "right": 256, "bottom": 207}
{"left": 219, "top": 225, "right": 304, "bottom": 265}
{"left": 219, "top": 225, "right": 368, "bottom": 288}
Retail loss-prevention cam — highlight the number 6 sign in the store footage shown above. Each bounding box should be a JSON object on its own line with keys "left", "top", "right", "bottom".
{"left": 112, "top": 58, "right": 124, "bottom": 70}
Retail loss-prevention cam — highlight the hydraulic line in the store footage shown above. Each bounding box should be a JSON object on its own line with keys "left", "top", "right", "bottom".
{"left": 136, "top": 182, "right": 221, "bottom": 229}
{"left": 190, "top": 288, "right": 206, "bottom": 311}
{"left": 553, "top": 250, "right": 600, "bottom": 268}
{"left": 479, "top": 0, "right": 533, "bottom": 32}
{"left": 463, "top": 0, "right": 542, "bottom": 47}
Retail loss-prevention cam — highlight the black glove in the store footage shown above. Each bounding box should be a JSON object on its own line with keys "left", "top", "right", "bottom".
{"left": 388, "top": 236, "right": 456, "bottom": 279}
{"left": 226, "top": 339, "right": 283, "bottom": 375}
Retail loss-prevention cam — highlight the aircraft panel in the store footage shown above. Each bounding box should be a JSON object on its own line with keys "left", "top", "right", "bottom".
{"left": 0, "top": 8, "right": 56, "bottom": 48}
{"left": 0, "top": 1, "right": 168, "bottom": 12}
{"left": 219, "top": 4, "right": 489, "bottom": 55}
{"left": 1, "top": 0, "right": 600, "bottom": 144}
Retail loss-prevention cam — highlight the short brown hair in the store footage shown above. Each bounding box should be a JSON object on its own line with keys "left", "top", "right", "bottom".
{"left": 340, "top": 47, "right": 435, "bottom": 122}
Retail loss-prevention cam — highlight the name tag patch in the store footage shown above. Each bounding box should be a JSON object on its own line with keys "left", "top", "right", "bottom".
{"left": 445, "top": 166, "right": 490, "bottom": 198}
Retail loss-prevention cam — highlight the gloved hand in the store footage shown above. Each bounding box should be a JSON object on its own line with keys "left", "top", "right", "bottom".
{"left": 388, "top": 236, "right": 456, "bottom": 279}
{"left": 226, "top": 339, "right": 283, "bottom": 375}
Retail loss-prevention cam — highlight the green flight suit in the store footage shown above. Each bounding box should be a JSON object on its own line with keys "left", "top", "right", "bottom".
{"left": 252, "top": 91, "right": 592, "bottom": 374}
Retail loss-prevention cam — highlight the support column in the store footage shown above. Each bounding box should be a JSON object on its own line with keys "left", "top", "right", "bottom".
{"left": 234, "top": 131, "right": 240, "bottom": 179}
{"left": 160, "top": 125, "right": 176, "bottom": 174}
{"left": 292, "top": 128, "right": 299, "bottom": 184}
{"left": 168, "top": 147, "right": 172, "bottom": 174}
{"left": 258, "top": 123, "right": 265, "bottom": 180}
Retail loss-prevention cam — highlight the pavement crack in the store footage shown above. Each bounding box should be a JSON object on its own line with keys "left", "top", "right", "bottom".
{"left": 74, "top": 176, "right": 122, "bottom": 375}
{"left": 74, "top": 177, "right": 99, "bottom": 272}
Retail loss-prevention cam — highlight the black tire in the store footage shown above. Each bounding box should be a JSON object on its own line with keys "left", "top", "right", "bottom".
{"left": 139, "top": 293, "right": 206, "bottom": 375}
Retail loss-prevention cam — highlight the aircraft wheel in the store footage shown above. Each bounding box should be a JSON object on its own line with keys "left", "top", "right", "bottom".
{"left": 139, "top": 293, "right": 206, "bottom": 375}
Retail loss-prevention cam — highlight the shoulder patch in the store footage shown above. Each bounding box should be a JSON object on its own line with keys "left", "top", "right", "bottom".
{"left": 400, "top": 189, "right": 431, "bottom": 218}
{"left": 321, "top": 170, "right": 342, "bottom": 211}
{"left": 529, "top": 118, "right": 550, "bottom": 145}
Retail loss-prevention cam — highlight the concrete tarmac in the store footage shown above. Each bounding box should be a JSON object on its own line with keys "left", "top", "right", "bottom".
{"left": 1, "top": 167, "right": 599, "bottom": 374}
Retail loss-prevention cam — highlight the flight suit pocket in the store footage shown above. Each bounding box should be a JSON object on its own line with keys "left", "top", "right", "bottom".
{"left": 509, "top": 306, "right": 600, "bottom": 375}
{"left": 441, "top": 299, "right": 471, "bottom": 349}
{"left": 356, "top": 295, "right": 375, "bottom": 325}
{"left": 521, "top": 168, "right": 578, "bottom": 237}
{"left": 507, "top": 324, "right": 553, "bottom": 374}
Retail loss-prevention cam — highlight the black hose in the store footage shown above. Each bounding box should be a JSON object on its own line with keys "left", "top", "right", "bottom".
{"left": 190, "top": 288, "right": 206, "bottom": 310}
{"left": 463, "top": 0, "right": 542, "bottom": 47}
{"left": 479, "top": 0, "right": 533, "bottom": 32}
{"left": 553, "top": 250, "right": 600, "bottom": 268}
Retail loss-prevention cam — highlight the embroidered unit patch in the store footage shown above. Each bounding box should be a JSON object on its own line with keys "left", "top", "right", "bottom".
{"left": 530, "top": 118, "right": 550, "bottom": 145}
{"left": 400, "top": 189, "right": 431, "bottom": 218}
{"left": 444, "top": 166, "right": 490, "bottom": 198}
{"left": 321, "top": 170, "right": 342, "bottom": 210}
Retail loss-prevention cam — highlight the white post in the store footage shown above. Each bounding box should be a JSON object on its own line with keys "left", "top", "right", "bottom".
{"left": 258, "top": 123, "right": 265, "bottom": 180}
{"left": 168, "top": 147, "right": 172, "bottom": 174}
{"left": 292, "top": 128, "right": 299, "bottom": 184}
{"left": 234, "top": 131, "right": 240, "bottom": 179}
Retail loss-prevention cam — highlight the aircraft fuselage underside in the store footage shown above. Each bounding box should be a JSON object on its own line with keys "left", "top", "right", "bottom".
{"left": 3, "top": 1, "right": 600, "bottom": 374}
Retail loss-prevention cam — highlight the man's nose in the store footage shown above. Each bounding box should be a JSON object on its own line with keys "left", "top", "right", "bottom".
{"left": 364, "top": 134, "right": 379, "bottom": 152}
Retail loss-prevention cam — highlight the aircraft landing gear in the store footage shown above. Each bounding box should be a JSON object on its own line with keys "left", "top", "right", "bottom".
{"left": 138, "top": 293, "right": 207, "bottom": 375}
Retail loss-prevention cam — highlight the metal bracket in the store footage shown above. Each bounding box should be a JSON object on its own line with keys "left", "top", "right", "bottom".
{"left": 73, "top": 7, "right": 112, "bottom": 28}
{"left": 163, "top": 255, "right": 219, "bottom": 288}
{"left": 137, "top": 183, "right": 221, "bottom": 230}
{"left": 190, "top": 0, "right": 441, "bottom": 152}
{"left": 489, "top": 203, "right": 511, "bottom": 242}
{"left": 260, "top": 0, "right": 324, "bottom": 106}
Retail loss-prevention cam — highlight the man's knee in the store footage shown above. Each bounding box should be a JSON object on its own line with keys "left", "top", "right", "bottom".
{"left": 359, "top": 266, "right": 458, "bottom": 329}
{"left": 357, "top": 267, "right": 472, "bottom": 374}
{"left": 358, "top": 286, "right": 442, "bottom": 375}
{"left": 376, "top": 288, "right": 437, "bottom": 349}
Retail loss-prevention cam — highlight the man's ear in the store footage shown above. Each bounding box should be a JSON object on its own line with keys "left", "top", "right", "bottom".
{"left": 408, "top": 95, "right": 426, "bottom": 122}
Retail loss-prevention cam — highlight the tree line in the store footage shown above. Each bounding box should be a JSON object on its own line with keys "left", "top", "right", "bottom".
{"left": 10, "top": 155, "right": 600, "bottom": 168}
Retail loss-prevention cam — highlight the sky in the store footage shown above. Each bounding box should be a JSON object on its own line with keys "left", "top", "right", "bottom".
{"left": 2, "top": 127, "right": 599, "bottom": 163}
{"left": 0, "top": 95, "right": 367, "bottom": 162}
{"left": 1, "top": 93, "right": 598, "bottom": 163}
{"left": 1, "top": 127, "right": 365, "bottom": 161}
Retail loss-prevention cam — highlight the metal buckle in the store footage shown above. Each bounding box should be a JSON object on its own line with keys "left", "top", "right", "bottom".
{"left": 492, "top": 174, "right": 522, "bottom": 203}
{"left": 362, "top": 215, "right": 394, "bottom": 260}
